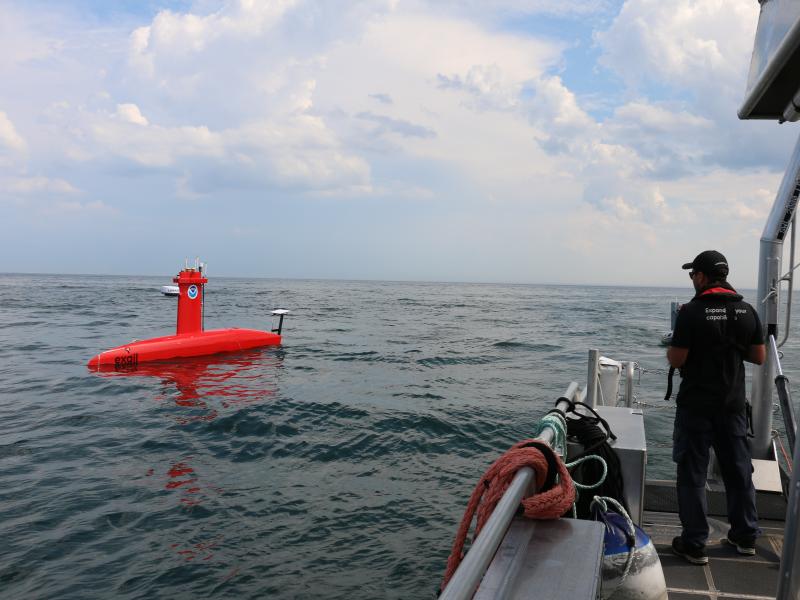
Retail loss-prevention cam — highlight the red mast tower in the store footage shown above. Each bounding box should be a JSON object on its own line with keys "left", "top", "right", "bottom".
{"left": 174, "top": 262, "right": 208, "bottom": 334}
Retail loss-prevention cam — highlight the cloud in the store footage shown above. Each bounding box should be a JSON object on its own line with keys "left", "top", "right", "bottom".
{"left": 45, "top": 3, "right": 563, "bottom": 200}
{"left": 419, "top": 0, "right": 612, "bottom": 19}
{"left": 596, "top": 0, "right": 756, "bottom": 93}
{"left": 612, "top": 101, "right": 713, "bottom": 132}
{"left": 92, "top": 1, "right": 383, "bottom": 193}
{"left": 8, "top": 176, "right": 79, "bottom": 194}
{"left": 0, "top": 5, "right": 62, "bottom": 71}
{"left": 0, "top": 110, "right": 26, "bottom": 154}
{"left": 355, "top": 112, "right": 436, "bottom": 139}
{"left": 593, "top": 0, "right": 795, "bottom": 173}
{"left": 597, "top": 100, "right": 716, "bottom": 178}
{"left": 312, "top": 10, "right": 565, "bottom": 194}
{"left": 523, "top": 75, "right": 597, "bottom": 156}
{"left": 44, "top": 90, "right": 371, "bottom": 193}
{"left": 37, "top": 199, "right": 117, "bottom": 217}
{"left": 90, "top": 116, "right": 223, "bottom": 167}
{"left": 6, "top": 1, "right": 565, "bottom": 202}
{"left": 369, "top": 93, "right": 393, "bottom": 105}
{"left": 128, "top": 0, "right": 300, "bottom": 75}
{"left": 115, "top": 103, "right": 149, "bottom": 126}
{"left": 563, "top": 168, "right": 778, "bottom": 285}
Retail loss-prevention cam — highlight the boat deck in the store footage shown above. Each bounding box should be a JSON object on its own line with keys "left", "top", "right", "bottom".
{"left": 643, "top": 481, "right": 786, "bottom": 599}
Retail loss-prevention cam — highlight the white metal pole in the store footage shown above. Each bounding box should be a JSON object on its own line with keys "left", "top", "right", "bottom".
{"left": 624, "top": 361, "right": 635, "bottom": 408}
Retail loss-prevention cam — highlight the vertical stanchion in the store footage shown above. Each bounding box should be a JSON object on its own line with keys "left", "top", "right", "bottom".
{"left": 624, "top": 361, "right": 634, "bottom": 408}
{"left": 587, "top": 349, "right": 600, "bottom": 408}
{"left": 771, "top": 335, "right": 796, "bottom": 454}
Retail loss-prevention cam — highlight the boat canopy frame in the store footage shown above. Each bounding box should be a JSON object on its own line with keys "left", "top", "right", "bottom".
{"left": 739, "top": 0, "right": 800, "bottom": 121}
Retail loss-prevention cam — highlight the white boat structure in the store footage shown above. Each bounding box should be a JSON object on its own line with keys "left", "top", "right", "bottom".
{"left": 439, "top": 3, "right": 800, "bottom": 599}
{"left": 160, "top": 285, "right": 179, "bottom": 296}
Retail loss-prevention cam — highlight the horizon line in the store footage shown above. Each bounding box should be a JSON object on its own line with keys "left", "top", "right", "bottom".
{"left": 0, "top": 270, "right": 755, "bottom": 291}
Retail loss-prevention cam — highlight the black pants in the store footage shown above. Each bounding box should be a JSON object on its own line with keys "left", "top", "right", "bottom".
{"left": 672, "top": 406, "right": 760, "bottom": 547}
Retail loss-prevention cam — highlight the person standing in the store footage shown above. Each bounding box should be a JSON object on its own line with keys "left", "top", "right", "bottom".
{"left": 667, "top": 250, "right": 765, "bottom": 565}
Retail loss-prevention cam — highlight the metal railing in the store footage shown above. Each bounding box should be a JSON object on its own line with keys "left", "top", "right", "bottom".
{"left": 777, "top": 402, "right": 800, "bottom": 600}
{"left": 438, "top": 384, "right": 580, "bottom": 600}
{"left": 770, "top": 332, "right": 800, "bottom": 600}
{"left": 771, "top": 335, "right": 797, "bottom": 454}
{"left": 778, "top": 214, "right": 795, "bottom": 349}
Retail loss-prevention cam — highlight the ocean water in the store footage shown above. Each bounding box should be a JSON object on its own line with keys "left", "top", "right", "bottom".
{"left": 0, "top": 274, "right": 795, "bottom": 599}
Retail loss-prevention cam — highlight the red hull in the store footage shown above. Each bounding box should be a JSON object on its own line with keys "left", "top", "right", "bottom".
{"left": 87, "top": 328, "right": 281, "bottom": 369}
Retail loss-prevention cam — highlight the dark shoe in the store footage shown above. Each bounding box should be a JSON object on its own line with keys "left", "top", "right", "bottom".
{"left": 672, "top": 536, "right": 708, "bottom": 565}
{"left": 726, "top": 533, "right": 756, "bottom": 556}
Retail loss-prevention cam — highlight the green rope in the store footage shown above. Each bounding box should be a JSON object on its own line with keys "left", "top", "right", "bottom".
{"left": 533, "top": 411, "right": 572, "bottom": 516}
{"left": 565, "top": 454, "right": 608, "bottom": 490}
{"left": 533, "top": 412, "right": 567, "bottom": 456}
{"left": 532, "top": 413, "right": 608, "bottom": 517}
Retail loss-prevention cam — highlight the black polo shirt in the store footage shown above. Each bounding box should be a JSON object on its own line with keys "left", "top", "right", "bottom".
{"left": 670, "top": 285, "right": 763, "bottom": 413}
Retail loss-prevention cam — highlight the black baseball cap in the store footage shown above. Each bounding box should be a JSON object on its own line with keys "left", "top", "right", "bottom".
{"left": 682, "top": 250, "right": 729, "bottom": 278}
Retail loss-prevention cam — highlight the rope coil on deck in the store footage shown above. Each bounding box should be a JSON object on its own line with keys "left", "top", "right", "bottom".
{"left": 560, "top": 399, "right": 628, "bottom": 519}
{"left": 440, "top": 436, "right": 576, "bottom": 591}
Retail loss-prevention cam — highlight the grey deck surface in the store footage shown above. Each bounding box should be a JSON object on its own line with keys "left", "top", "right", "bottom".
{"left": 643, "top": 481, "right": 785, "bottom": 599}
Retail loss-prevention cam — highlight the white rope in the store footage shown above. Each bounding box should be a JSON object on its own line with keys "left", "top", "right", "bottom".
{"left": 590, "top": 495, "right": 637, "bottom": 592}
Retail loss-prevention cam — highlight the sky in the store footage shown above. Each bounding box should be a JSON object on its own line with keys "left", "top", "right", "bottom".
{"left": 0, "top": 0, "right": 797, "bottom": 287}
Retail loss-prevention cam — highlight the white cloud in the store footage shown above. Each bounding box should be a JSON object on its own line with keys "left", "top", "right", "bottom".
{"left": 0, "top": 6, "right": 62, "bottom": 70}
{"left": 591, "top": 0, "right": 797, "bottom": 181}
{"left": 38, "top": 199, "right": 117, "bottom": 217}
{"left": 602, "top": 195, "right": 639, "bottom": 220}
{"left": 612, "top": 101, "right": 713, "bottom": 132}
{"left": 596, "top": 0, "right": 757, "bottom": 93}
{"left": 132, "top": 0, "right": 298, "bottom": 58}
{"left": 419, "top": 0, "right": 612, "bottom": 18}
{"left": 115, "top": 103, "right": 149, "bottom": 126}
{"left": 312, "top": 10, "right": 566, "bottom": 203}
{"left": 0, "top": 110, "right": 26, "bottom": 153}
{"left": 84, "top": 108, "right": 371, "bottom": 191}
{"left": 90, "top": 117, "right": 224, "bottom": 167}
{"left": 8, "top": 176, "right": 79, "bottom": 194}
{"left": 127, "top": 0, "right": 302, "bottom": 80}
{"left": 563, "top": 168, "right": 779, "bottom": 285}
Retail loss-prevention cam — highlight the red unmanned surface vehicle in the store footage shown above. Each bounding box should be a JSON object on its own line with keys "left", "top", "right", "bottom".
{"left": 87, "top": 260, "right": 288, "bottom": 370}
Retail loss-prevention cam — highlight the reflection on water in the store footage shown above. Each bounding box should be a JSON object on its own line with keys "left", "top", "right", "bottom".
{"left": 170, "top": 536, "right": 223, "bottom": 562}
{"left": 88, "top": 350, "right": 284, "bottom": 584}
{"left": 165, "top": 459, "right": 202, "bottom": 504}
{"left": 90, "top": 350, "right": 282, "bottom": 423}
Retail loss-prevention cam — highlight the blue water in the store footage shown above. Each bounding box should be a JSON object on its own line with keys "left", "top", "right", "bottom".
{"left": 0, "top": 274, "right": 795, "bottom": 598}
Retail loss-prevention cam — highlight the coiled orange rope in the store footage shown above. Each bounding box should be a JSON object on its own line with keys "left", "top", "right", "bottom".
{"left": 440, "top": 439, "right": 576, "bottom": 591}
